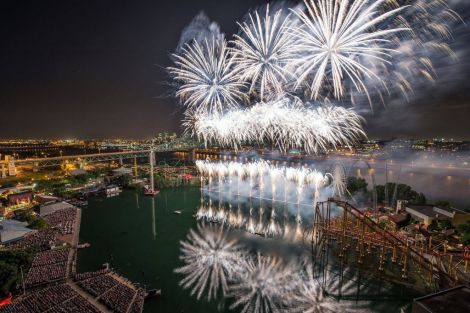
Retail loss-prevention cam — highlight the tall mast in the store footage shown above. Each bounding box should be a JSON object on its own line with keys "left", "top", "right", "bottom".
{"left": 150, "top": 141, "right": 155, "bottom": 191}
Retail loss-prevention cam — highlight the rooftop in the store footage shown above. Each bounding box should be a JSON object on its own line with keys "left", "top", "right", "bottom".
{"left": 0, "top": 219, "right": 36, "bottom": 243}
{"left": 407, "top": 205, "right": 450, "bottom": 219}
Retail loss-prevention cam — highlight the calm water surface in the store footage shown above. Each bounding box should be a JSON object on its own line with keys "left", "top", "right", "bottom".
{"left": 78, "top": 188, "right": 425, "bottom": 313}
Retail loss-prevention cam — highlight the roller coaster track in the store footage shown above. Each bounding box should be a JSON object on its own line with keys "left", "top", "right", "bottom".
{"left": 313, "top": 199, "right": 469, "bottom": 292}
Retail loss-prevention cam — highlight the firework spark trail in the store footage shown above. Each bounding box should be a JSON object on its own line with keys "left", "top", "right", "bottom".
{"left": 330, "top": 163, "right": 347, "bottom": 198}
{"left": 290, "top": 265, "right": 354, "bottom": 313}
{"left": 185, "top": 98, "right": 365, "bottom": 154}
{"left": 351, "top": 0, "right": 463, "bottom": 106}
{"left": 289, "top": 0, "right": 409, "bottom": 101}
{"left": 175, "top": 224, "right": 244, "bottom": 300}
{"left": 232, "top": 5, "right": 295, "bottom": 101}
{"left": 196, "top": 159, "right": 333, "bottom": 238}
{"left": 196, "top": 159, "right": 332, "bottom": 203}
{"left": 169, "top": 38, "right": 247, "bottom": 115}
{"left": 229, "top": 254, "right": 299, "bottom": 313}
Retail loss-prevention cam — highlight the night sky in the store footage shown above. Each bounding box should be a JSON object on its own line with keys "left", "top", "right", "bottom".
{"left": 1, "top": 0, "right": 470, "bottom": 139}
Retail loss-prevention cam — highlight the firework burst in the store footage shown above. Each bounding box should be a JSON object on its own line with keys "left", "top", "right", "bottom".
{"left": 232, "top": 5, "right": 294, "bottom": 100}
{"left": 289, "top": 0, "right": 409, "bottom": 101}
{"left": 169, "top": 38, "right": 247, "bottom": 114}
{"left": 175, "top": 224, "right": 244, "bottom": 300}
{"left": 229, "top": 254, "right": 297, "bottom": 313}
{"left": 185, "top": 97, "right": 365, "bottom": 154}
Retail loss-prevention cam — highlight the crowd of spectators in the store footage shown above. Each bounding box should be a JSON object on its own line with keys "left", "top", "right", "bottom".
{"left": 77, "top": 274, "right": 119, "bottom": 297}
{"left": 73, "top": 270, "right": 145, "bottom": 313}
{"left": 24, "top": 262, "right": 67, "bottom": 287}
{"left": 43, "top": 207, "right": 77, "bottom": 235}
{"left": 2, "top": 203, "right": 146, "bottom": 313}
{"left": 99, "top": 283, "right": 136, "bottom": 313}
{"left": 1, "top": 284, "right": 76, "bottom": 313}
{"left": 49, "top": 295, "right": 101, "bottom": 313}
{"left": 23, "top": 248, "right": 70, "bottom": 287}
{"left": 128, "top": 288, "right": 146, "bottom": 313}
{"left": 6, "top": 229, "right": 57, "bottom": 250}
{"left": 31, "top": 248, "right": 70, "bottom": 267}
{"left": 73, "top": 269, "right": 109, "bottom": 281}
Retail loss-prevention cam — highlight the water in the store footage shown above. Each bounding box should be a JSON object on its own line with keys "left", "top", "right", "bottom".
{"left": 78, "top": 187, "right": 223, "bottom": 313}
{"left": 77, "top": 188, "right": 427, "bottom": 313}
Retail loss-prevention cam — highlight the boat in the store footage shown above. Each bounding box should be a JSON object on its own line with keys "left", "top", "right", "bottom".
{"left": 143, "top": 186, "right": 159, "bottom": 196}
{"left": 77, "top": 243, "right": 91, "bottom": 249}
{"left": 173, "top": 210, "right": 182, "bottom": 214}
{"left": 146, "top": 289, "right": 162, "bottom": 298}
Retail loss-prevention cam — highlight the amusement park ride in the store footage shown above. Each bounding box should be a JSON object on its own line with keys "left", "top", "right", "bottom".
{"left": 312, "top": 199, "right": 470, "bottom": 294}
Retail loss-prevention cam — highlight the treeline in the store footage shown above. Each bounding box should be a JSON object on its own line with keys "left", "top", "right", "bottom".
{"left": 0, "top": 249, "right": 36, "bottom": 292}
{"left": 346, "top": 177, "right": 426, "bottom": 205}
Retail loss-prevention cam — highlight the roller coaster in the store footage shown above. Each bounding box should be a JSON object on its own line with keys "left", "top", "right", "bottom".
{"left": 312, "top": 199, "right": 470, "bottom": 293}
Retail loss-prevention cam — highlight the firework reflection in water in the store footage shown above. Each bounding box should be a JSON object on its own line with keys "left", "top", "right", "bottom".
{"left": 175, "top": 224, "right": 245, "bottom": 300}
{"left": 176, "top": 224, "right": 366, "bottom": 312}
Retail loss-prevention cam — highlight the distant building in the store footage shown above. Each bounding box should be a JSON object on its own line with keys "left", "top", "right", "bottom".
{"left": 406, "top": 205, "right": 445, "bottom": 226}
{"left": 405, "top": 204, "right": 470, "bottom": 227}
{"left": 6, "top": 155, "right": 16, "bottom": 176}
{"left": 7, "top": 191, "right": 33, "bottom": 206}
{"left": 0, "top": 163, "right": 6, "bottom": 178}
{"left": 396, "top": 200, "right": 408, "bottom": 213}
{"left": 389, "top": 213, "right": 409, "bottom": 229}
{"left": 433, "top": 206, "right": 470, "bottom": 226}
{"left": 0, "top": 220, "right": 36, "bottom": 244}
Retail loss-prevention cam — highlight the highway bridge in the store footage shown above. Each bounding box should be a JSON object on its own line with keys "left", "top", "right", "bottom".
{"left": 0, "top": 138, "right": 201, "bottom": 170}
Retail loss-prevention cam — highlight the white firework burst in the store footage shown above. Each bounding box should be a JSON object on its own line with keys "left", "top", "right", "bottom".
{"left": 290, "top": 0, "right": 409, "bottom": 100}
{"left": 175, "top": 224, "right": 244, "bottom": 300}
{"left": 291, "top": 266, "right": 352, "bottom": 313}
{"left": 229, "top": 254, "right": 298, "bottom": 313}
{"left": 185, "top": 97, "right": 365, "bottom": 154}
{"left": 169, "top": 38, "right": 247, "bottom": 114}
{"left": 232, "top": 5, "right": 295, "bottom": 100}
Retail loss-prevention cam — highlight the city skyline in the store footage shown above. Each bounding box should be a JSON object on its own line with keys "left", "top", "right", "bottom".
{"left": 1, "top": 0, "right": 470, "bottom": 139}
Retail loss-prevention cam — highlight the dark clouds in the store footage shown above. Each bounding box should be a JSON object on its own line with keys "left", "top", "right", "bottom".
{"left": 0, "top": 0, "right": 469, "bottom": 139}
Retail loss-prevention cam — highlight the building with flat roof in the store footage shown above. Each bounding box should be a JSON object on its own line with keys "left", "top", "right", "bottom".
{"left": 406, "top": 205, "right": 470, "bottom": 227}
{"left": 0, "top": 220, "right": 36, "bottom": 244}
{"left": 433, "top": 206, "right": 470, "bottom": 226}
{"left": 405, "top": 205, "right": 443, "bottom": 226}
{"left": 7, "top": 190, "right": 33, "bottom": 206}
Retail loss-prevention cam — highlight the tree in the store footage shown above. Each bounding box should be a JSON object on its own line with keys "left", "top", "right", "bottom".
{"left": 29, "top": 218, "right": 47, "bottom": 230}
{"left": 0, "top": 261, "right": 17, "bottom": 292}
{"left": 375, "top": 182, "right": 426, "bottom": 205}
{"left": 457, "top": 221, "right": 470, "bottom": 246}
{"left": 346, "top": 177, "right": 368, "bottom": 195}
{"left": 0, "top": 250, "right": 35, "bottom": 292}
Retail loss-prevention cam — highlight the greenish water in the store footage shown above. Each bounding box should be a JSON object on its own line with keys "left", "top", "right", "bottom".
{"left": 78, "top": 188, "right": 417, "bottom": 313}
{"left": 77, "top": 187, "right": 224, "bottom": 313}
